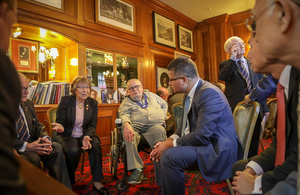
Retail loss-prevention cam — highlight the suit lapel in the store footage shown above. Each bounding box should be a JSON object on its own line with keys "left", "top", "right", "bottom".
{"left": 71, "top": 96, "right": 76, "bottom": 127}
{"left": 21, "top": 102, "right": 32, "bottom": 136}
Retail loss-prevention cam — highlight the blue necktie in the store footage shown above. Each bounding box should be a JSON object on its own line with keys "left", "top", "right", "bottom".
{"left": 181, "top": 96, "right": 190, "bottom": 136}
{"left": 17, "top": 108, "right": 29, "bottom": 141}
{"left": 237, "top": 60, "right": 252, "bottom": 94}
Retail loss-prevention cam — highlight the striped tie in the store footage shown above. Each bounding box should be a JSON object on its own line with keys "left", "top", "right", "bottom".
{"left": 237, "top": 60, "right": 252, "bottom": 94}
{"left": 17, "top": 108, "right": 29, "bottom": 141}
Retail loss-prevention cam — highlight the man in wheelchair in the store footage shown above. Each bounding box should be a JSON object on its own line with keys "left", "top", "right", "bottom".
{"left": 118, "top": 78, "right": 167, "bottom": 185}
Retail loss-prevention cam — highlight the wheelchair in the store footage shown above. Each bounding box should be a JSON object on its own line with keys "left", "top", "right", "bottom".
{"left": 109, "top": 117, "right": 150, "bottom": 191}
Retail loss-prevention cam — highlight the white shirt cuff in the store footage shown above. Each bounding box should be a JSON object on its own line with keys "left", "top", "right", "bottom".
{"left": 170, "top": 134, "right": 179, "bottom": 147}
{"left": 252, "top": 175, "right": 262, "bottom": 194}
{"left": 19, "top": 142, "right": 28, "bottom": 152}
{"left": 246, "top": 161, "right": 264, "bottom": 175}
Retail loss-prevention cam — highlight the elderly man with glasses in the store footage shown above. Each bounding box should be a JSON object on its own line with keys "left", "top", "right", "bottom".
{"left": 219, "top": 36, "right": 269, "bottom": 158}
{"left": 118, "top": 78, "right": 167, "bottom": 185}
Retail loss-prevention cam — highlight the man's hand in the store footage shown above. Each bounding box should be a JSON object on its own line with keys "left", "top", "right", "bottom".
{"left": 229, "top": 44, "right": 240, "bottom": 59}
{"left": 52, "top": 123, "right": 64, "bottom": 133}
{"left": 26, "top": 137, "right": 53, "bottom": 155}
{"left": 123, "top": 122, "right": 135, "bottom": 143}
{"left": 232, "top": 171, "right": 256, "bottom": 194}
{"left": 82, "top": 136, "right": 92, "bottom": 150}
{"left": 150, "top": 139, "right": 173, "bottom": 162}
{"left": 243, "top": 94, "right": 252, "bottom": 106}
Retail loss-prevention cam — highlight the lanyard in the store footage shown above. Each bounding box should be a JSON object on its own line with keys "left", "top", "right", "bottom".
{"left": 131, "top": 93, "right": 148, "bottom": 109}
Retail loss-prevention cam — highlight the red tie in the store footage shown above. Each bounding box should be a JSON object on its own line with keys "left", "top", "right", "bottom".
{"left": 275, "top": 83, "right": 286, "bottom": 166}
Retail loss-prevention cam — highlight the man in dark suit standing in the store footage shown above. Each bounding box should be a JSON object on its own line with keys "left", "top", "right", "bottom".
{"left": 219, "top": 36, "right": 268, "bottom": 158}
{"left": 15, "top": 73, "right": 71, "bottom": 189}
{"left": 150, "top": 57, "right": 243, "bottom": 195}
{"left": 0, "top": 0, "right": 26, "bottom": 194}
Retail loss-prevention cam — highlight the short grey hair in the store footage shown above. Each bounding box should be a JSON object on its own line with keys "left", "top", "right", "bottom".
{"left": 167, "top": 57, "right": 198, "bottom": 79}
{"left": 224, "top": 36, "right": 243, "bottom": 53}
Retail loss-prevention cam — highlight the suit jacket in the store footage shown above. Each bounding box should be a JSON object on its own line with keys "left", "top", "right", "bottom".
{"left": 14, "top": 100, "right": 48, "bottom": 150}
{"left": 54, "top": 95, "right": 99, "bottom": 143}
{"left": 250, "top": 67, "right": 300, "bottom": 193}
{"left": 0, "top": 49, "right": 26, "bottom": 194}
{"left": 249, "top": 74, "right": 278, "bottom": 102}
{"left": 175, "top": 79, "right": 243, "bottom": 182}
{"left": 219, "top": 57, "right": 268, "bottom": 113}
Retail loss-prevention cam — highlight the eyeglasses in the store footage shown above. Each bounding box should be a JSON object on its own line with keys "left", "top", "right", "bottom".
{"left": 245, "top": 2, "right": 276, "bottom": 32}
{"left": 128, "top": 85, "right": 140, "bottom": 91}
{"left": 21, "top": 87, "right": 29, "bottom": 92}
{"left": 169, "top": 76, "right": 184, "bottom": 82}
{"left": 77, "top": 86, "right": 90, "bottom": 90}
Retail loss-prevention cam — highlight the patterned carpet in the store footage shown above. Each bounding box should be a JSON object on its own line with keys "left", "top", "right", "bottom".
{"left": 73, "top": 138, "right": 272, "bottom": 195}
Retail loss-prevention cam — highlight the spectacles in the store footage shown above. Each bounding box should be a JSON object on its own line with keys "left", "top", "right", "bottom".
{"left": 169, "top": 76, "right": 184, "bottom": 82}
{"left": 245, "top": 2, "right": 276, "bottom": 32}
{"left": 21, "top": 87, "right": 29, "bottom": 92}
{"left": 77, "top": 86, "right": 90, "bottom": 90}
{"left": 128, "top": 85, "right": 140, "bottom": 91}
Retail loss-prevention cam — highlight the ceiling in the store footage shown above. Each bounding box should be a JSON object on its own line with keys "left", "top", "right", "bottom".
{"left": 159, "top": 0, "right": 255, "bottom": 22}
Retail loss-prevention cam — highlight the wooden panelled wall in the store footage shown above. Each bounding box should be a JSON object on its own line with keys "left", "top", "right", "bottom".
{"left": 18, "top": 0, "right": 251, "bottom": 156}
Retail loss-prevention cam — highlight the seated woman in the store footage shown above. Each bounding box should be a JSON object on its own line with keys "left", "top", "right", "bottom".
{"left": 51, "top": 76, "right": 107, "bottom": 195}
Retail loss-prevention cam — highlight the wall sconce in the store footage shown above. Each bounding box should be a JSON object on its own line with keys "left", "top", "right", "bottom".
{"left": 70, "top": 58, "right": 78, "bottom": 66}
{"left": 11, "top": 23, "right": 23, "bottom": 38}
{"left": 39, "top": 46, "right": 59, "bottom": 68}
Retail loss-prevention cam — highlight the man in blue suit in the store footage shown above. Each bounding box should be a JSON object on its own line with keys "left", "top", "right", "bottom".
{"left": 150, "top": 57, "right": 243, "bottom": 195}
{"left": 219, "top": 36, "right": 269, "bottom": 158}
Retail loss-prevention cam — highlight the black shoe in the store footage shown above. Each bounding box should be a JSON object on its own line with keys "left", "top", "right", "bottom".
{"left": 93, "top": 185, "right": 108, "bottom": 195}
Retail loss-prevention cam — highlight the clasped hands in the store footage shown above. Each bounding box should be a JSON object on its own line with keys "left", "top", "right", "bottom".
{"left": 150, "top": 138, "right": 173, "bottom": 162}
{"left": 232, "top": 167, "right": 257, "bottom": 195}
{"left": 27, "top": 137, "right": 52, "bottom": 155}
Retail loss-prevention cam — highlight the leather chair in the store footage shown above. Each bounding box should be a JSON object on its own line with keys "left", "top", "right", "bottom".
{"left": 46, "top": 106, "right": 85, "bottom": 175}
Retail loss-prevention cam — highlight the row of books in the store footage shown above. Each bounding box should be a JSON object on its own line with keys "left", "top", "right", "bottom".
{"left": 27, "top": 81, "right": 70, "bottom": 105}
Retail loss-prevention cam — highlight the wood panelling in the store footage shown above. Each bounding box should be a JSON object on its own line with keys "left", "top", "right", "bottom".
{"left": 35, "top": 104, "right": 119, "bottom": 156}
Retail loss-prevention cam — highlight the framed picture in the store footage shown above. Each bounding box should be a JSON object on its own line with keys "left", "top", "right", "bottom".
{"left": 9, "top": 38, "right": 39, "bottom": 74}
{"left": 156, "top": 66, "right": 173, "bottom": 95}
{"left": 174, "top": 51, "right": 191, "bottom": 59}
{"left": 178, "top": 25, "right": 194, "bottom": 53}
{"left": 153, "top": 12, "right": 176, "bottom": 48}
{"left": 26, "top": 0, "right": 63, "bottom": 10}
{"left": 96, "top": 0, "right": 134, "bottom": 32}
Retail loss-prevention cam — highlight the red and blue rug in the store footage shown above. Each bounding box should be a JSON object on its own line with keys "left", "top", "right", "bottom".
{"left": 73, "top": 138, "right": 272, "bottom": 195}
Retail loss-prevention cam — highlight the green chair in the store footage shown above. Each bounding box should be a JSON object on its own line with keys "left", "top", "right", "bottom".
{"left": 170, "top": 102, "right": 183, "bottom": 131}
{"left": 46, "top": 106, "right": 85, "bottom": 175}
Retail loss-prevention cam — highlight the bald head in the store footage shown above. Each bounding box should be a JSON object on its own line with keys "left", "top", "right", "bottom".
{"left": 156, "top": 87, "right": 169, "bottom": 101}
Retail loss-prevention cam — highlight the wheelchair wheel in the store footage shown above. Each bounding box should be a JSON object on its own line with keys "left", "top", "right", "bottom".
{"left": 109, "top": 128, "right": 119, "bottom": 178}
{"left": 116, "top": 179, "right": 128, "bottom": 191}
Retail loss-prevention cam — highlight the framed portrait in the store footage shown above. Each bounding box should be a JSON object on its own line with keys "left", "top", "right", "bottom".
{"left": 174, "top": 51, "right": 191, "bottom": 59}
{"left": 153, "top": 12, "right": 176, "bottom": 48}
{"left": 96, "top": 0, "right": 134, "bottom": 32}
{"left": 9, "top": 38, "right": 39, "bottom": 74}
{"left": 26, "top": 0, "right": 63, "bottom": 10}
{"left": 178, "top": 25, "right": 194, "bottom": 53}
{"left": 156, "top": 66, "right": 173, "bottom": 95}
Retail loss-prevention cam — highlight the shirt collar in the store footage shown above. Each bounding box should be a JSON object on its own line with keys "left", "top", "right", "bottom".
{"left": 279, "top": 65, "right": 291, "bottom": 98}
{"left": 187, "top": 78, "right": 200, "bottom": 101}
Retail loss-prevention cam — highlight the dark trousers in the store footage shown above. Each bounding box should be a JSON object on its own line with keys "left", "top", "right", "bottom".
{"left": 19, "top": 142, "right": 72, "bottom": 189}
{"left": 248, "top": 115, "right": 262, "bottom": 158}
{"left": 60, "top": 135, "right": 104, "bottom": 184}
{"left": 160, "top": 146, "right": 198, "bottom": 195}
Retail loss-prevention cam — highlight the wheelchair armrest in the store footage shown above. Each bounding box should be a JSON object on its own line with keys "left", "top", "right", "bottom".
{"left": 115, "top": 118, "right": 122, "bottom": 126}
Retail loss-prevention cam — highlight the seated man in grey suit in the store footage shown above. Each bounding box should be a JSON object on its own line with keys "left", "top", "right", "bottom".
{"left": 119, "top": 78, "right": 167, "bottom": 184}
{"left": 14, "top": 73, "right": 71, "bottom": 189}
{"left": 150, "top": 57, "right": 243, "bottom": 195}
